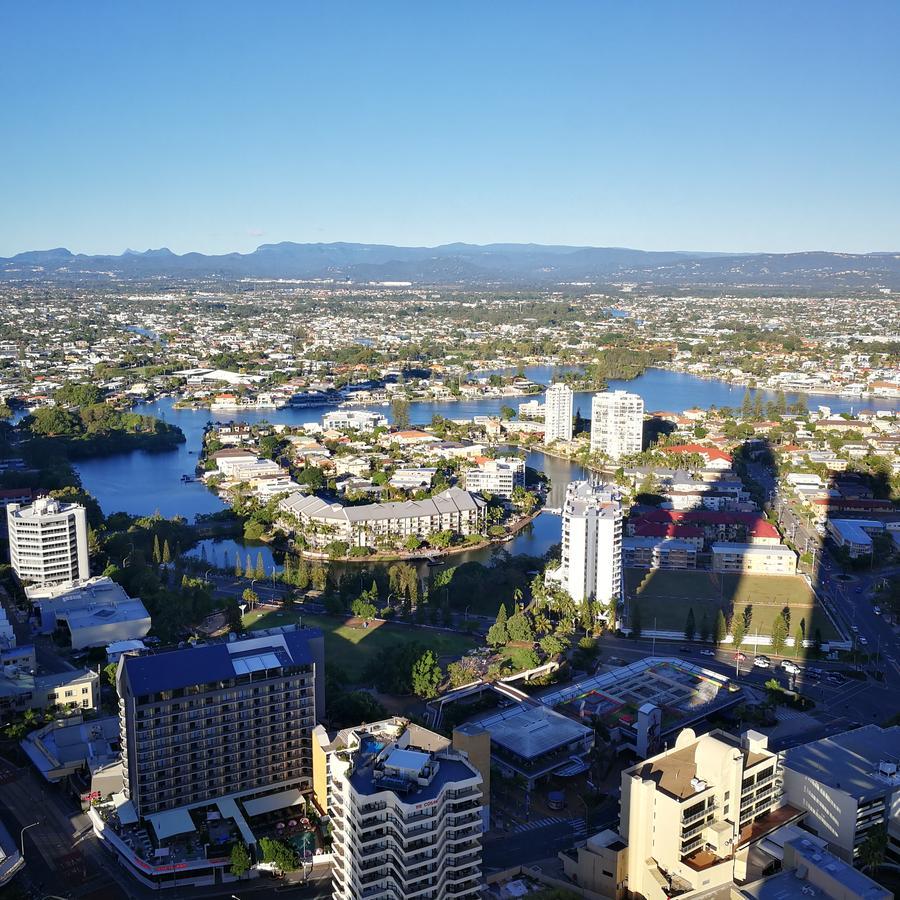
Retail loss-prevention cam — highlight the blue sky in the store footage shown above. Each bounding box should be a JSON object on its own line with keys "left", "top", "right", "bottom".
{"left": 2, "top": 1, "right": 898, "bottom": 256}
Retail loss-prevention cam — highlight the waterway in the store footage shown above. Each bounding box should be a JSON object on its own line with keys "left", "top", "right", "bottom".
{"left": 73, "top": 366, "right": 896, "bottom": 554}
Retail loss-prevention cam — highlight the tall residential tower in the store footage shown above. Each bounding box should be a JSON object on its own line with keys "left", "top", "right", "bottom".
{"left": 7, "top": 497, "right": 89, "bottom": 586}
{"left": 590, "top": 390, "right": 644, "bottom": 460}
{"left": 555, "top": 480, "right": 623, "bottom": 607}
{"left": 544, "top": 382, "right": 574, "bottom": 445}
{"left": 314, "top": 717, "right": 484, "bottom": 900}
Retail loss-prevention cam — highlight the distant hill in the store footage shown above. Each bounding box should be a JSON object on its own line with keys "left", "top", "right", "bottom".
{"left": 1, "top": 241, "right": 898, "bottom": 289}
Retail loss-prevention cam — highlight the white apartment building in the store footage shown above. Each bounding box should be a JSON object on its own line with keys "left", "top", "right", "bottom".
{"left": 7, "top": 497, "right": 89, "bottom": 586}
{"left": 590, "top": 390, "right": 644, "bottom": 460}
{"left": 322, "top": 409, "right": 388, "bottom": 432}
{"left": 543, "top": 382, "right": 573, "bottom": 445}
{"left": 313, "top": 718, "right": 483, "bottom": 900}
{"left": 621, "top": 728, "right": 793, "bottom": 899}
{"left": 462, "top": 457, "right": 525, "bottom": 499}
{"left": 553, "top": 481, "right": 622, "bottom": 607}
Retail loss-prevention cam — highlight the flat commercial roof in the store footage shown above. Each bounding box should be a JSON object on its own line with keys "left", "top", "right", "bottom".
{"left": 782, "top": 724, "right": 900, "bottom": 800}
{"left": 484, "top": 705, "right": 592, "bottom": 760}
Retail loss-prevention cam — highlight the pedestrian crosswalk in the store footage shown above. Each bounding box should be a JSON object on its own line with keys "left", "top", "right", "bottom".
{"left": 511, "top": 816, "right": 587, "bottom": 834}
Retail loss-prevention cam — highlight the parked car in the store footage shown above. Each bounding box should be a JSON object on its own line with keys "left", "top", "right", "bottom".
{"left": 753, "top": 656, "right": 770, "bottom": 669}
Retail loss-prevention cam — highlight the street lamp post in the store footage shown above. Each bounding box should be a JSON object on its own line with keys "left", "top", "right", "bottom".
{"left": 20, "top": 820, "right": 39, "bottom": 859}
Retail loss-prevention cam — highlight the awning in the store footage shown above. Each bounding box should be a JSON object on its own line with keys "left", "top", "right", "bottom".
{"left": 554, "top": 756, "right": 590, "bottom": 777}
{"left": 112, "top": 791, "right": 139, "bottom": 825}
{"left": 216, "top": 797, "right": 255, "bottom": 847}
{"left": 148, "top": 807, "right": 196, "bottom": 840}
{"left": 243, "top": 787, "right": 305, "bottom": 818}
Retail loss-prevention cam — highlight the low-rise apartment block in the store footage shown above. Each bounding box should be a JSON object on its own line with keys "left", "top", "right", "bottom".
{"left": 279, "top": 487, "right": 486, "bottom": 549}
{"left": 322, "top": 409, "right": 388, "bottom": 432}
{"left": 462, "top": 456, "right": 525, "bottom": 499}
{"left": 711, "top": 542, "right": 797, "bottom": 575}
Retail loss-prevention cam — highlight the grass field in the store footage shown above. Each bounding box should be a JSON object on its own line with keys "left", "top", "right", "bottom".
{"left": 624, "top": 569, "right": 838, "bottom": 641}
{"left": 243, "top": 608, "right": 478, "bottom": 682}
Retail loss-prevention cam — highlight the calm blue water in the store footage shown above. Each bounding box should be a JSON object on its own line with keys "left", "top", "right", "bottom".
{"left": 73, "top": 367, "right": 895, "bottom": 522}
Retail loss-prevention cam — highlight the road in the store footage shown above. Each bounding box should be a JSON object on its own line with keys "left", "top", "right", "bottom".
{"left": 0, "top": 754, "right": 332, "bottom": 900}
{"left": 749, "top": 459, "right": 900, "bottom": 678}
{"left": 483, "top": 819, "right": 589, "bottom": 872}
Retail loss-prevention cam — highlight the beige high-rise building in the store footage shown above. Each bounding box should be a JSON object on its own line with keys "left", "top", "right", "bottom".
{"left": 590, "top": 390, "right": 644, "bottom": 460}
{"left": 620, "top": 727, "right": 797, "bottom": 899}
{"left": 544, "top": 382, "right": 574, "bottom": 444}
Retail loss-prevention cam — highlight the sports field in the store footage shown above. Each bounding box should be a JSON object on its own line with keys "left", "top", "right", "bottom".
{"left": 243, "top": 608, "right": 478, "bottom": 681}
{"left": 624, "top": 569, "right": 838, "bottom": 641}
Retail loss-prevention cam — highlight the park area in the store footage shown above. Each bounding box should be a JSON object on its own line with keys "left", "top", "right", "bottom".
{"left": 624, "top": 569, "right": 839, "bottom": 642}
{"left": 242, "top": 607, "right": 479, "bottom": 682}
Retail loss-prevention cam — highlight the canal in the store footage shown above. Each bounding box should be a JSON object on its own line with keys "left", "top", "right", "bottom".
{"left": 72, "top": 366, "right": 896, "bottom": 566}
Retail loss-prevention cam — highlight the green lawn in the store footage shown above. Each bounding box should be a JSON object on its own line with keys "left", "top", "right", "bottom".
{"left": 624, "top": 569, "right": 838, "bottom": 641}
{"left": 243, "top": 608, "right": 478, "bottom": 682}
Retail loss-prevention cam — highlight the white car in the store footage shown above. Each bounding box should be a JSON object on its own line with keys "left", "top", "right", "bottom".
{"left": 858, "top": 636, "right": 868, "bottom": 646}
{"left": 753, "top": 657, "right": 770, "bottom": 669}
{"left": 781, "top": 660, "right": 800, "bottom": 675}
{"left": 699, "top": 648, "right": 715, "bottom": 657}
{"left": 873, "top": 606, "right": 881, "bottom": 615}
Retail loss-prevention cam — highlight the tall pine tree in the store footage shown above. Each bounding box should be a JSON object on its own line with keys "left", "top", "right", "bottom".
{"left": 684, "top": 607, "right": 696, "bottom": 641}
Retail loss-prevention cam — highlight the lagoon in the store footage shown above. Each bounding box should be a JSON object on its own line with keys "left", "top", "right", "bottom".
{"left": 74, "top": 366, "right": 894, "bottom": 523}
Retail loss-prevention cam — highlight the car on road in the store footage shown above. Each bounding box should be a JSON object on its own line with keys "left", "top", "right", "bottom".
{"left": 678, "top": 645, "right": 690, "bottom": 653}
{"left": 753, "top": 656, "right": 771, "bottom": 668}
{"left": 826, "top": 673, "right": 846, "bottom": 685}
{"left": 851, "top": 624, "right": 859, "bottom": 632}
{"left": 781, "top": 660, "right": 801, "bottom": 675}
{"left": 873, "top": 606, "right": 881, "bottom": 615}
{"left": 699, "top": 648, "right": 715, "bottom": 657}
{"left": 807, "top": 667, "right": 824, "bottom": 676}
{"left": 858, "top": 636, "right": 868, "bottom": 645}
{"left": 733, "top": 652, "right": 747, "bottom": 661}
{"left": 855, "top": 588, "right": 863, "bottom": 594}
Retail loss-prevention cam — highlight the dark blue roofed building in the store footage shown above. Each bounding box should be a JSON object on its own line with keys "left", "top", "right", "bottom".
{"left": 87, "top": 625, "right": 324, "bottom": 891}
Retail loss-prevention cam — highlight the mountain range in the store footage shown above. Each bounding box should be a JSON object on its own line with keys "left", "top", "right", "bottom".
{"left": 2, "top": 242, "right": 899, "bottom": 289}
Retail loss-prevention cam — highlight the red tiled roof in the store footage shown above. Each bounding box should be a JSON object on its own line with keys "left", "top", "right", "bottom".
{"left": 662, "top": 443, "right": 733, "bottom": 462}
{"left": 636, "top": 508, "right": 779, "bottom": 538}
{"left": 634, "top": 523, "right": 705, "bottom": 539}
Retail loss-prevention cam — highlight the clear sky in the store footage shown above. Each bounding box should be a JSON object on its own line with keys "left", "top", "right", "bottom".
{"left": 2, "top": 1, "right": 898, "bottom": 256}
